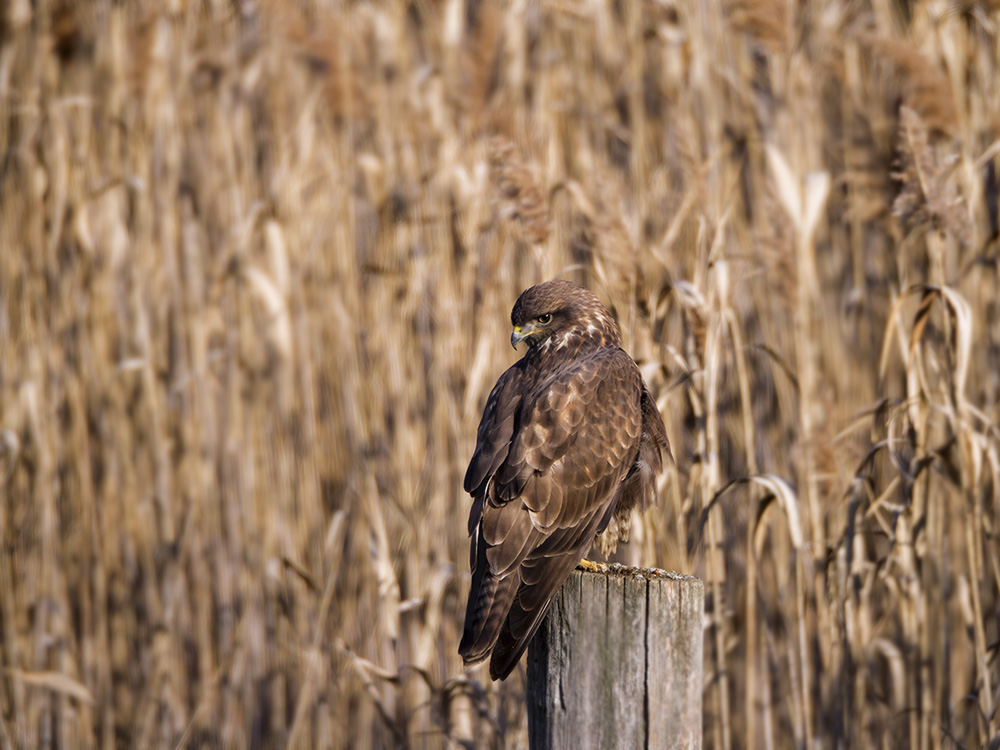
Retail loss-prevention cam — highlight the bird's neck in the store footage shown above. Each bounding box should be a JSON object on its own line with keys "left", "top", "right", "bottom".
{"left": 528, "top": 326, "right": 620, "bottom": 362}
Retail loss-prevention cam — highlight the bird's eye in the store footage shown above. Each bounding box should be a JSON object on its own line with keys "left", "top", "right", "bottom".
{"left": 538, "top": 313, "right": 552, "bottom": 325}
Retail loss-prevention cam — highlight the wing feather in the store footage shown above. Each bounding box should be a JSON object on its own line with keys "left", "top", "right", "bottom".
{"left": 608, "top": 381, "right": 671, "bottom": 515}
{"left": 483, "top": 505, "right": 541, "bottom": 575}
{"left": 464, "top": 365, "right": 525, "bottom": 496}
{"left": 459, "top": 529, "right": 522, "bottom": 664}
{"left": 460, "top": 348, "right": 646, "bottom": 680}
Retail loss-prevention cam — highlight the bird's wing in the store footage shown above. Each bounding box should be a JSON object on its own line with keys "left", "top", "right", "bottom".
{"left": 460, "top": 349, "right": 643, "bottom": 679}
{"left": 463, "top": 363, "right": 524, "bottom": 499}
{"left": 610, "top": 380, "right": 671, "bottom": 515}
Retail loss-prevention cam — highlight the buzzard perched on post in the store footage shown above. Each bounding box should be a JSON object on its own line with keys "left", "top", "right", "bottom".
{"left": 459, "top": 280, "right": 670, "bottom": 680}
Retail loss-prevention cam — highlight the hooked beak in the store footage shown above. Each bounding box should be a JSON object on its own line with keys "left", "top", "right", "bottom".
{"left": 511, "top": 326, "right": 527, "bottom": 350}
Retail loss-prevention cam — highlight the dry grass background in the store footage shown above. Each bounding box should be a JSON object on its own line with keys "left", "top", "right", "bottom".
{"left": 1, "top": 0, "right": 999, "bottom": 748}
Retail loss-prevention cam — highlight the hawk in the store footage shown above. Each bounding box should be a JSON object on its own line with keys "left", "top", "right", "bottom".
{"left": 459, "top": 279, "right": 670, "bottom": 680}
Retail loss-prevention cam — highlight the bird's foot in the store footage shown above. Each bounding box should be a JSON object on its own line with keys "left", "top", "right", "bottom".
{"left": 576, "top": 558, "right": 609, "bottom": 573}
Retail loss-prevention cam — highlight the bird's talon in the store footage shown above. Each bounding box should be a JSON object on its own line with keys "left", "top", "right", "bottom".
{"left": 577, "top": 559, "right": 609, "bottom": 573}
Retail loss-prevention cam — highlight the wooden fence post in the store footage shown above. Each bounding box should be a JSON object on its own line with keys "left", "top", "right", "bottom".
{"left": 526, "top": 566, "right": 703, "bottom": 749}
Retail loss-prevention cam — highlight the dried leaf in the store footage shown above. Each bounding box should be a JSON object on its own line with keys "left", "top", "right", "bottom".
{"left": 766, "top": 144, "right": 803, "bottom": 230}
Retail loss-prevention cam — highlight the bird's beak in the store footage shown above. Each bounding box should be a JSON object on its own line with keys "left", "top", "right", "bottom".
{"left": 511, "top": 326, "right": 528, "bottom": 350}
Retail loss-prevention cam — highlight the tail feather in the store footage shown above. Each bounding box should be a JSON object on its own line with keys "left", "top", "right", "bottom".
{"left": 462, "top": 503, "right": 612, "bottom": 680}
{"left": 486, "top": 551, "right": 585, "bottom": 681}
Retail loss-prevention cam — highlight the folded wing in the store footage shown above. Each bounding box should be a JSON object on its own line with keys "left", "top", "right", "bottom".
{"left": 459, "top": 350, "right": 643, "bottom": 680}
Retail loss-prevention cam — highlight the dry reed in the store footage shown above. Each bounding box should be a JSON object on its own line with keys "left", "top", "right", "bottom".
{"left": 1, "top": 1, "right": 998, "bottom": 748}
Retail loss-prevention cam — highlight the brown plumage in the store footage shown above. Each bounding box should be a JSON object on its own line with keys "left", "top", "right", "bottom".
{"left": 459, "top": 280, "right": 670, "bottom": 681}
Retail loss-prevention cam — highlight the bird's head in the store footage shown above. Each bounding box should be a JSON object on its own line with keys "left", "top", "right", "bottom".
{"left": 509, "top": 280, "right": 620, "bottom": 352}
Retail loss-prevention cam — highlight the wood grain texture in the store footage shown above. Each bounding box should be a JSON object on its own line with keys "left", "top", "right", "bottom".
{"left": 527, "top": 568, "right": 703, "bottom": 750}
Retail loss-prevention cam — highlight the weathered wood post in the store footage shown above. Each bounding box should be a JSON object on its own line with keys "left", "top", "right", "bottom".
{"left": 526, "top": 566, "right": 703, "bottom": 749}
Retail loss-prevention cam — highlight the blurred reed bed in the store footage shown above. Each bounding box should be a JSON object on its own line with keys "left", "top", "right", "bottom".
{"left": 1, "top": 0, "right": 998, "bottom": 748}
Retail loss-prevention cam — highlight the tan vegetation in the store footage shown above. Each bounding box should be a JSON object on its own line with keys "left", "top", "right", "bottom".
{"left": 1, "top": 0, "right": 999, "bottom": 748}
